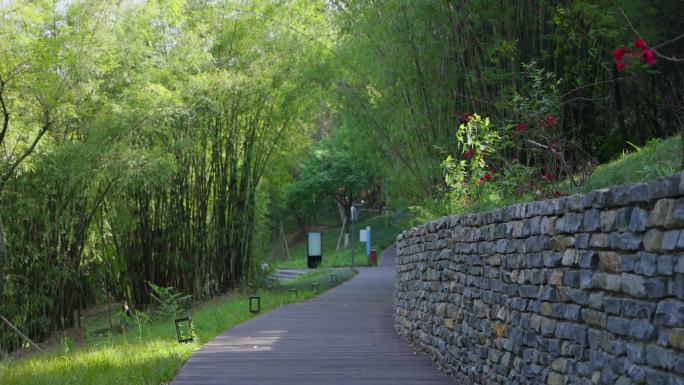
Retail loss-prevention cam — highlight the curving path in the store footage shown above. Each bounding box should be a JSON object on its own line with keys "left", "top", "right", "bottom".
{"left": 171, "top": 247, "right": 454, "bottom": 385}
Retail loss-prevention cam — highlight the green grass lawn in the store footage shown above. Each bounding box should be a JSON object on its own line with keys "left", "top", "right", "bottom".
{"left": 0, "top": 269, "right": 354, "bottom": 385}
{"left": 405, "top": 135, "right": 683, "bottom": 225}
{"left": 274, "top": 212, "right": 402, "bottom": 269}
{"left": 574, "top": 135, "right": 682, "bottom": 193}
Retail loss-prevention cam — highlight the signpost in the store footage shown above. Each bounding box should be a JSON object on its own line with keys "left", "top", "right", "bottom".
{"left": 307, "top": 231, "right": 322, "bottom": 268}
{"left": 366, "top": 226, "right": 371, "bottom": 257}
{"left": 350, "top": 204, "right": 359, "bottom": 268}
{"left": 349, "top": 201, "right": 369, "bottom": 268}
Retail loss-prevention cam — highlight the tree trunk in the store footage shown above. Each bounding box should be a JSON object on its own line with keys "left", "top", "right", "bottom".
{"left": 0, "top": 212, "right": 5, "bottom": 300}
{"left": 613, "top": 65, "right": 628, "bottom": 151}
{"left": 335, "top": 201, "right": 347, "bottom": 252}
{"left": 280, "top": 221, "right": 290, "bottom": 260}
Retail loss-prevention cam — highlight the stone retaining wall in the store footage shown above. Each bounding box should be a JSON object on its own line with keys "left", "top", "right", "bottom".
{"left": 395, "top": 173, "right": 684, "bottom": 385}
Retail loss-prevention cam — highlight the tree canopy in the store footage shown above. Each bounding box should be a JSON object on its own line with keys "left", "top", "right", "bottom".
{"left": 0, "top": 0, "right": 682, "bottom": 355}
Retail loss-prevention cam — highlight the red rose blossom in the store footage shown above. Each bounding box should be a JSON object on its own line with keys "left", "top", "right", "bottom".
{"left": 642, "top": 49, "right": 656, "bottom": 65}
{"left": 459, "top": 113, "right": 471, "bottom": 124}
{"left": 484, "top": 173, "right": 493, "bottom": 181}
{"left": 612, "top": 47, "right": 629, "bottom": 62}
{"left": 616, "top": 62, "right": 627, "bottom": 71}
{"left": 634, "top": 38, "right": 647, "bottom": 49}
{"left": 515, "top": 122, "right": 527, "bottom": 132}
{"left": 540, "top": 115, "right": 558, "bottom": 128}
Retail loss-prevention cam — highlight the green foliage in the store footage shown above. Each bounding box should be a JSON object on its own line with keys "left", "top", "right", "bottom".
{"left": 511, "top": 62, "right": 563, "bottom": 124}
{"left": 60, "top": 336, "right": 73, "bottom": 356}
{"left": 0, "top": 0, "right": 335, "bottom": 353}
{"left": 148, "top": 282, "right": 192, "bottom": 320}
{"left": 442, "top": 114, "right": 500, "bottom": 191}
{"left": 410, "top": 135, "right": 683, "bottom": 225}
{"left": 285, "top": 133, "right": 376, "bottom": 223}
{"left": 1, "top": 0, "right": 683, "bottom": 364}
{"left": 331, "top": 0, "right": 684, "bottom": 203}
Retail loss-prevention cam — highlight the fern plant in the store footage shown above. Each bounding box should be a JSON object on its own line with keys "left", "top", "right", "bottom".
{"left": 147, "top": 282, "right": 192, "bottom": 320}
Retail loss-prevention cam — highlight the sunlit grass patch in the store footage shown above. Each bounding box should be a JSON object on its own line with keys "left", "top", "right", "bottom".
{"left": 0, "top": 269, "right": 354, "bottom": 385}
{"left": 575, "top": 136, "right": 681, "bottom": 193}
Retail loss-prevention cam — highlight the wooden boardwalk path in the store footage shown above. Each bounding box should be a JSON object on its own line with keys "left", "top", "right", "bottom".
{"left": 171, "top": 247, "right": 454, "bottom": 385}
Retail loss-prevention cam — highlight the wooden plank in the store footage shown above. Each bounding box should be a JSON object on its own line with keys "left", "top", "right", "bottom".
{"left": 172, "top": 246, "right": 454, "bottom": 385}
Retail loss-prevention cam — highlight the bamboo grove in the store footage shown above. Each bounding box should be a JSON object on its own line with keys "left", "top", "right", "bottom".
{"left": 0, "top": 0, "right": 329, "bottom": 352}
{"left": 2, "top": 0, "right": 684, "bottom": 356}
{"left": 330, "top": 0, "right": 684, "bottom": 199}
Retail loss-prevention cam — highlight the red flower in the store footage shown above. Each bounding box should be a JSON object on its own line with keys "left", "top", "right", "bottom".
{"left": 540, "top": 115, "right": 558, "bottom": 128}
{"left": 642, "top": 49, "right": 656, "bottom": 65}
{"left": 462, "top": 147, "right": 475, "bottom": 159}
{"left": 545, "top": 172, "right": 554, "bottom": 180}
{"left": 484, "top": 173, "right": 493, "bottom": 181}
{"left": 476, "top": 177, "right": 484, "bottom": 185}
{"left": 612, "top": 47, "right": 629, "bottom": 62}
{"left": 491, "top": 168, "right": 497, "bottom": 174}
{"left": 616, "top": 62, "right": 627, "bottom": 71}
{"left": 459, "top": 113, "right": 471, "bottom": 124}
{"left": 515, "top": 122, "right": 527, "bottom": 132}
{"left": 634, "top": 38, "right": 647, "bottom": 49}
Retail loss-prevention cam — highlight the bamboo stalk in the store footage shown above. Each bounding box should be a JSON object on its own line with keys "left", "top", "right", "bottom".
{"left": 0, "top": 315, "right": 42, "bottom": 352}
{"left": 280, "top": 221, "right": 291, "bottom": 260}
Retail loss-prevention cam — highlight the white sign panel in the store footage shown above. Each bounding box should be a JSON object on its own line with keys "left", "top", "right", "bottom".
{"left": 308, "top": 232, "right": 322, "bottom": 257}
{"left": 359, "top": 229, "right": 367, "bottom": 242}
{"left": 351, "top": 206, "right": 359, "bottom": 222}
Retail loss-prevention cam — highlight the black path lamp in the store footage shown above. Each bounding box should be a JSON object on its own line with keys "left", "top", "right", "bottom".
{"left": 311, "top": 282, "right": 319, "bottom": 294}
{"left": 289, "top": 288, "right": 298, "bottom": 301}
{"left": 175, "top": 317, "right": 194, "bottom": 343}
{"left": 249, "top": 296, "right": 261, "bottom": 314}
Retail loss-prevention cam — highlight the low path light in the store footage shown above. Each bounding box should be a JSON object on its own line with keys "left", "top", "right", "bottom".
{"left": 289, "top": 288, "right": 298, "bottom": 300}
{"left": 175, "top": 317, "right": 194, "bottom": 343}
{"left": 249, "top": 296, "right": 261, "bottom": 314}
{"left": 311, "top": 282, "right": 319, "bottom": 294}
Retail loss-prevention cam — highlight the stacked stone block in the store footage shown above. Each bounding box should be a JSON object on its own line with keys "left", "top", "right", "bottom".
{"left": 395, "top": 172, "right": 684, "bottom": 385}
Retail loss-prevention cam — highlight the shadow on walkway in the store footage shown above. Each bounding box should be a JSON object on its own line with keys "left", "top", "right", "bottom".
{"left": 172, "top": 246, "right": 454, "bottom": 385}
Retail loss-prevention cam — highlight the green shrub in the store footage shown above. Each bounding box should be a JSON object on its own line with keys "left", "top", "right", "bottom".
{"left": 148, "top": 282, "right": 192, "bottom": 320}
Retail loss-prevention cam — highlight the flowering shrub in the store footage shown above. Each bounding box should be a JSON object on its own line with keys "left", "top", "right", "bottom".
{"left": 440, "top": 63, "right": 582, "bottom": 213}
{"left": 613, "top": 38, "right": 657, "bottom": 71}
{"left": 507, "top": 62, "right": 571, "bottom": 198}
{"left": 441, "top": 114, "right": 503, "bottom": 208}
